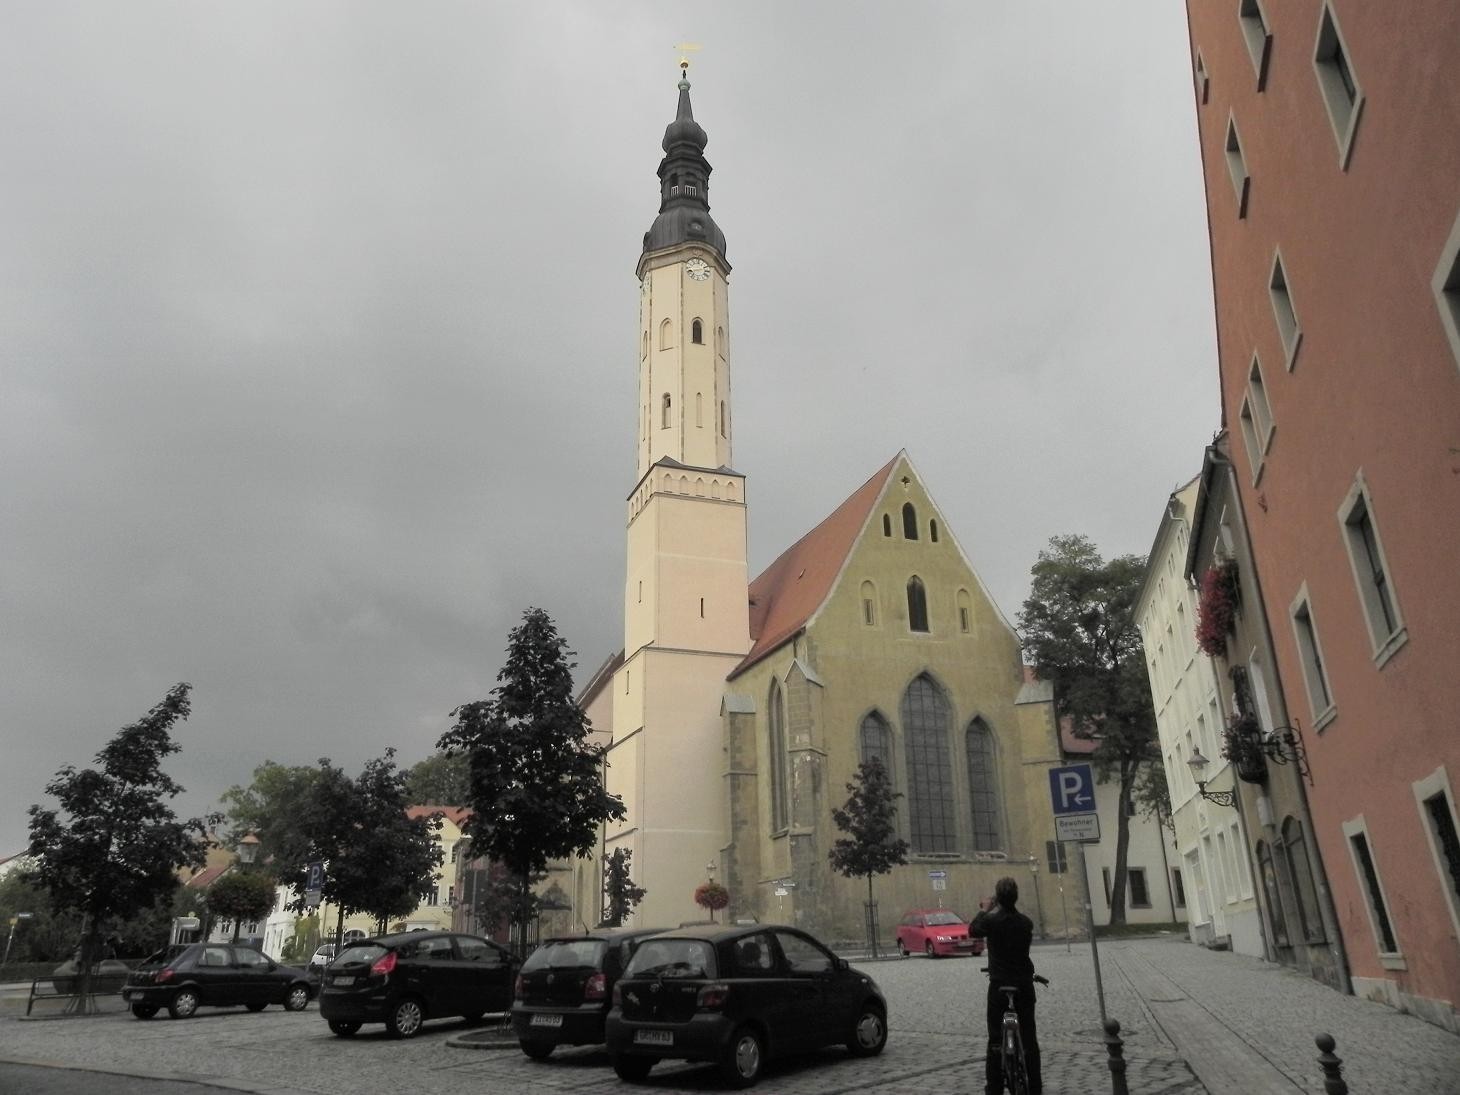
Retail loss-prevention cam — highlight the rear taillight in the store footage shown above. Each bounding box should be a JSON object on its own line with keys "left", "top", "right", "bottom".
{"left": 513, "top": 974, "right": 525, "bottom": 1000}
{"left": 157, "top": 968, "right": 175, "bottom": 983}
{"left": 370, "top": 951, "right": 397, "bottom": 976}
{"left": 696, "top": 983, "right": 730, "bottom": 1010}
{"left": 583, "top": 972, "right": 607, "bottom": 1001}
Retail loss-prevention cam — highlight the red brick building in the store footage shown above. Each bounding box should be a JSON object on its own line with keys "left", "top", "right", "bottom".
{"left": 1185, "top": 1, "right": 1460, "bottom": 1030}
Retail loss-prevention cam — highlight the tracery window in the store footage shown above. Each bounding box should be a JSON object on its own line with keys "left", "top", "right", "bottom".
{"left": 902, "top": 502, "right": 919, "bottom": 539}
{"left": 907, "top": 577, "right": 929, "bottom": 633}
{"left": 966, "top": 718, "right": 1002, "bottom": 851}
{"left": 859, "top": 711, "right": 892, "bottom": 778}
{"left": 769, "top": 680, "right": 789, "bottom": 831}
{"left": 902, "top": 675, "right": 955, "bottom": 853}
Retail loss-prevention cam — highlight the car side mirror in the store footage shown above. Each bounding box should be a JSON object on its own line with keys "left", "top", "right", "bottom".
{"left": 834, "top": 957, "right": 848, "bottom": 972}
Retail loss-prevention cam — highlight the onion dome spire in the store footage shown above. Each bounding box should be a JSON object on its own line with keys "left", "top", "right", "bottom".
{"left": 640, "top": 65, "right": 728, "bottom": 270}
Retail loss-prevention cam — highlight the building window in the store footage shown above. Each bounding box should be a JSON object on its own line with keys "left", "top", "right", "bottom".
{"left": 720, "top": 400, "right": 727, "bottom": 437}
{"left": 966, "top": 718, "right": 1002, "bottom": 852}
{"left": 1283, "top": 817, "right": 1325, "bottom": 943}
{"left": 691, "top": 318, "right": 703, "bottom": 344}
{"left": 1344, "top": 821, "right": 1400, "bottom": 956}
{"left": 769, "top": 680, "right": 789, "bottom": 831}
{"left": 1046, "top": 840, "right": 1068, "bottom": 874}
{"left": 1171, "top": 868, "right": 1186, "bottom": 908}
{"left": 902, "top": 675, "right": 956, "bottom": 853}
{"left": 1433, "top": 206, "right": 1460, "bottom": 373}
{"left": 1289, "top": 588, "right": 1335, "bottom": 724}
{"left": 1239, "top": 0, "right": 1272, "bottom": 91}
{"left": 929, "top": 519, "right": 939, "bottom": 543}
{"left": 859, "top": 711, "right": 893, "bottom": 778}
{"left": 659, "top": 317, "right": 673, "bottom": 350}
{"left": 450, "top": 843, "right": 459, "bottom": 863}
{"left": 861, "top": 580, "right": 877, "bottom": 627}
{"left": 1414, "top": 769, "right": 1460, "bottom": 941}
{"left": 957, "top": 589, "right": 972, "bottom": 634}
{"left": 906, "top": 576, "right": 929, "bottom": 633}
{"left": 695, "top": 392, "right": 703, "bottom": 428}
{"left": 1247, "top": 355, "right": 1275, "bottom": 452}
{"left": 447, "top": 886, "right": 455, "bottom": 906}
{"left": 1270, "top": 252, "right": 1302, "bottom": 369}
{"left": 902, "top": 502, "right": 919, "bottom": 540}
{"left": 1338, "top": 477, "right": 1405, "bottom": 663}
{"left": 882, "top": 514, "right": 892, "bottom": 537}
{"left": 661, "top": 393, "right": 672, "bottom": 429}
{"left": 1224, "top": 115, "right": 1250, "bottom": 219}
{"left": 716, "top": 325, "right": 726, "bottom": 358}
{"left": 425, "top": 887, "right": 439, "bottom": 907}
{"left": 1129, "top": 868, "right": 1151, "bottom": 909}
{"left": 1194, "top": 50, "right": 1209, "bottom": 104}
{"left": 1313, "top": 2, "right": 1364, "bottom": 168}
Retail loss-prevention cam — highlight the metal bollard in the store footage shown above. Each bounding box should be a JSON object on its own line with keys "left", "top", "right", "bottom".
{"left": 1103, "top": 1017, "right": 1129, "bottom": 1095}
{"left": 1315, "top": 1033, "right": 1349, "bottom": 1095}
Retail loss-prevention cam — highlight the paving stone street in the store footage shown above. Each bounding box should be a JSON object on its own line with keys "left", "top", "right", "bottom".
{"left": 2, "top": 937, "right": 1457, "bottom": 1094}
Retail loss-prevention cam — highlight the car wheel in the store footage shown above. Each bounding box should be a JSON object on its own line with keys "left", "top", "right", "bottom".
{"left": 612, "top": 1055, "right": 653, "bottom": 1082}
{"left": 520, "top": 1039, "right": 554, "bottom": 1060}
{"left": 385, "top": 996, "right": 425, "bottom": 1039}
{"left": 168, "top": 988, "right": 200, "bottom": 1019}
{"left": 719, "top": 1024, "right": 765, "bottom": 1088}
{"left": 284, "top": 984, "right": 310, "bottom": 1012}
{"left": 246, "top": 1002, "right": 267, "bottom": 1012}
{"left": 847, "top": 1003, "right": 888, "bottom": 1057}
{"left": 924, "top": 941, "right": 935, "bottom": 958}
{"left": 328, "top": 1020, "right": 361, "bottom": 1037}
{"left": 898, "top": 940, "right": 910, "bottom": 958}
{"left": 130, "top": 1003, "right": 159, "bottom": 1020}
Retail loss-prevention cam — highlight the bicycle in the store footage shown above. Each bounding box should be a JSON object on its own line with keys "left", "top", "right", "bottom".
{"left": 982, "top": 968, "right": 1048, "bottom": 1095}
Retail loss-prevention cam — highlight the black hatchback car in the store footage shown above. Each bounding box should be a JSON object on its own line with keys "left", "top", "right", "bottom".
{"left": 122, "top": 943, "right": 313, "bottom": 1020}
{"left": 510, "top": 927, "right": 666, "bottom": 1058}
{"left": 605, "top": 924, "right": 887, "bottom": 1087}
{"left": 319, "top": 930, "right": 516, "bottom": 1039}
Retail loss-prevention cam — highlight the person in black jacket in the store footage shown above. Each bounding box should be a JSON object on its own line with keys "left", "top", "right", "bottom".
{"left": 969, "top": 877, "right": 1041, "bottom": 1094}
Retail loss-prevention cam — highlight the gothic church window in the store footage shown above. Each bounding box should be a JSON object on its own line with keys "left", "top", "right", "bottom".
{"left": 859, "top": 711, "right": 893, "bottom": 778}
{"left": 860, "top": 580, "right": 877, "bottom": 626}
{"left": 719, "top": 401, "right": 727, "bottom": 437}
{"left": 692, "top": 319, "right": 703, "bottom": 344}
{"left": 661, "top": 393, "right": 672, "bottom": 428}
{"left": 902, "top": 675, "right": 956, "bottom": 853}
{"left": 930, "top": 519, "right": 939, "bottom": 543}
{"left": 882, "top": 515, "right": 892, "bottom": 538}
{"left": 659, "top": 318, "right": 673, "bottom": 350}
{"left": 957, "top": 589, "right": 973, "bottom": 634}
{"left": 907, "top": 576, "right": 929, "bottom": 633}
{"left": 696, "top": 392, "right": 703, "bottom": 427}
{"left": 716, "top": 325, "right": 725, "bottom": 358}
{"left": 966, "top": 718, "right": 1002, "bottom": 852}
{"left": 902, "top": 502, "right": 919, "bottom": 539}
{"left": 769, "top": 680, "right": 789, "bottom": 831}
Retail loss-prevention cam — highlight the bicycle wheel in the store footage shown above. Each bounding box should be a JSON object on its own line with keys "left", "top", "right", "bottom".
{"left": 1002, "top": 1026, "right": 1028, "bottom": 1095}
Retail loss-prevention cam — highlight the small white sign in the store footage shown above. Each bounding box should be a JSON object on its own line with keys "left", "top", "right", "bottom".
{"left": 931, "top": 878, "right": 947, "bottom": 891}
{"left": 927, "top": 870, "right": 948, "bottom": 880}
{"left": 1055, "top": 813, "right": 1101, "bottom": 843}
{"left": 774, "top": 887, "right": 789, "bottom": 897}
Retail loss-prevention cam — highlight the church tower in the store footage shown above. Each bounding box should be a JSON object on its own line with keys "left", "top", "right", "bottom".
{"left": 605, "top": 70, "right": 751, "bottom": 927}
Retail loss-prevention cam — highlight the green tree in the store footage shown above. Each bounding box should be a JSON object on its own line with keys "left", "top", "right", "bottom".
{"left": 600, "top": 848, "right": 646, "bottom": 927}
{"left": 218, "top": 761, "right": 325, "bottom": 883}
{"left": 206, "top": 871, "right": 277, "bottom": 941}
{"left": 440, "top": 607, "right": 627, "bottom": 957}
{"left": 404, "top": 752, "right": 470, "bottom": 806}
{"left": 828, "top": 758, "right": 909, "bottom": 956}
{"left": 26, "top": 684, "right": 213, "bottom": 1007}
{"left": 1017, "top": 534, "right": 1158, "bottom": 925}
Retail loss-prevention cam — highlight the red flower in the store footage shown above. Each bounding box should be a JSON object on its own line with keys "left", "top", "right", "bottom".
{"left": 693, "top": 882, "right": 729, "bottom": 912}
{"left": 1195, "top": 561, "right": 1239, "bottom": 658}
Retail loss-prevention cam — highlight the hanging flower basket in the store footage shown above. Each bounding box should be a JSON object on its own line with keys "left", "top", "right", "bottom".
{"left": 694, "top": 881, "right": 730, "bottom": 921}
{"left": 1221, "top": 714, "right": 1267, "bottom": 784}
{"left": 1195, "top": 560, "right": 1240, "bottom": 658}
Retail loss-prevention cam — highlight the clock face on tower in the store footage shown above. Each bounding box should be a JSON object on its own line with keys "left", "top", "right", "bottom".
{"left": 685, "top": 258, "right": 710, "bottom": 282}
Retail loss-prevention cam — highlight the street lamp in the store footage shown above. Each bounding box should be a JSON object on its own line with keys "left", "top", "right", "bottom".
{"left": 1187, "top": 749, "right": 1237, "bottom": 807}
{"left": 237, "top": 833, "right": 260, "bottom": 866}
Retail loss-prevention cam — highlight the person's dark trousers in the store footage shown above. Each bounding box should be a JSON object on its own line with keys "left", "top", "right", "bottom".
{"left": 984, "top": 980, "right": 1040, "bottom": 1094}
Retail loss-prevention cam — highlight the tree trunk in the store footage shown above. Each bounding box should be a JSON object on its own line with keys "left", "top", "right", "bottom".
{"left": 231, "top": 918, "right": 240, "bottom": 942}
{"left": 865, "top": 874, "right": 877, "bottom": 958}
{"left": 1109, "top": 761, "right": 1136, "bottom": 925}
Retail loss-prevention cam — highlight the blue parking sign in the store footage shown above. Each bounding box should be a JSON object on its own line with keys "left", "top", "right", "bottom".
{"left": 1048, "top": 764, "right": 1095, "bottom": 816}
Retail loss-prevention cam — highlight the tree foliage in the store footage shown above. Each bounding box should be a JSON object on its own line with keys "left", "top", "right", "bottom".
{"left": 206, "top": 871, "right": 277, "bottom": 940}
{"left": 25, "top": 684, "right": 213, "bottom": 997}
{"left": 439, "top": 607, "right": 626, "bottom": 955}
{"left": 218, "top": 761, "right": 324, "bottom": 882}
{"left": 404, "top": 752, "right": 471, "bottom": 806}
{"left": 829, "top": 758, "right": 909, "bottom": 955}
{"left": 1017, "top": 534, "right": 1158, "bottom": 925}
{"left": 600, "top": 848, "right": 646, "bottom": 927}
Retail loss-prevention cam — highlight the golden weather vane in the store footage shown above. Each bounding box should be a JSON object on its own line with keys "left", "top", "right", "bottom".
{"left": 674, "top": 42, "right": 701, "bottom": 76}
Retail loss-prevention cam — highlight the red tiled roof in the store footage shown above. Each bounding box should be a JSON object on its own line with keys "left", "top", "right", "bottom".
{"left": 184, "top": 863, "right": 232, "bottom": 889}
{"left": 406, "top": 805, "right": 472, "bottom": 826}
{"left": 1060, "top": 716, "right": 1099, "bottom": 756}
{"left": 728, "top": 454, "right": 901, "bottom": 680}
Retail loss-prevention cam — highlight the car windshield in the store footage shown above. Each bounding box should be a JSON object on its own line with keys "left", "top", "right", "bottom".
{"left": 924, "top": 912, "right": 963, "bottom": 926}
{"left": 522, "top": 940, "right": 607, "bottom": 971}
{"left": 623, "top": 939, "right": 714, "bottom": 979}
{"left": 140, "top": 944, "right": 192, "bottom": 967}
{"left": 332, "top": 943, "right": 387, "bottom": 967}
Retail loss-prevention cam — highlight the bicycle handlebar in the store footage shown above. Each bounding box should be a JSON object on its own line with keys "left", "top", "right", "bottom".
{"left": 977, "top": 968, "right": 1050, "bottom": 987}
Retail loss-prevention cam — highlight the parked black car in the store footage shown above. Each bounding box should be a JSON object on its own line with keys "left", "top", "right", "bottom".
{"left": 319, "top": 930, "right": 516, "bottom": 1039}
{"left": 511, "top": 926, "right": 666, "bottom": 1059}
{"left": 605, "top": 924, "right": 888, "bottom": 1087}
{"left": 122, "top": 943, "right": 313, "bottom": 1020}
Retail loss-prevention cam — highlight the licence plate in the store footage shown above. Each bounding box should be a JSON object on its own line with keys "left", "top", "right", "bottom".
{"left": 530, "top": 1014, "right": 563, "bottom": 1028}
{"left": 634, "top": 1030, "right": 673, "bottom": 1046}
{"left": 331, "top": 975, "right": 355, "bottom": 987}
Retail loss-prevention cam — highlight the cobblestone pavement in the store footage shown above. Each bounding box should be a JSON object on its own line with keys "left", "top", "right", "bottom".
{"left": 0, "top": 937, "right": 1455, "bottom": 1094}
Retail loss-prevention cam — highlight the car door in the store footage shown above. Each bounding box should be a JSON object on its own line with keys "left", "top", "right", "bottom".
{"left": 195, "top": 944, "right": 236, "bottom": 1005}
{"left": 230, "top": 946, "right": 275, "bottom": 1005}
{"left": 453, "top": 934, "right": 512, "bottom": 1015}
{"left": 407, "top": 935, "right": 459, "bottom": 1016}
{"left": 770, "top": 931, "right": 840, "bottom": 1049}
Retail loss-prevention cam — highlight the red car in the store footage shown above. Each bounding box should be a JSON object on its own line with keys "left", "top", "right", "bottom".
{"left": 895, "top": 909, "right": 983, "bottom": 958}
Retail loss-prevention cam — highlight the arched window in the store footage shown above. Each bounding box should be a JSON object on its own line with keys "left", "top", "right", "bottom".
{"left": 696, "top": 392, "right": 703, "bottom": 427}
{"left": 902, "top": 675, "right": 955, "bottom": 853}
{"left": 859, "top": 711, "right": 893, "bottom": 777}
{"left": 661, "top": 393, "right": 672, "bottom": 428}
{"left": 966, "top": 718, "right": 1001, "bottom": 851}
{"left": 902, "top": 502, "right": 919, "bottom": 540}
{"left": 769, "top": 680, "right": 789, "bottom": 830}
{"left": 719, "top": 401, "right": 727, "bottom": 437}
{"left": 957, "top": 589, "right": 973, "bottom": 634}
{"left": 930, "top": 519, "right": 939, "bottom": 543}
{"left": 659, "top": 318, "right": 673, "bottom": 350}
{"left": 716, "top": 326, "right": 726, "bottom": 358}
{"left": 882, "top": 514, "right": 892, "bottom": 537}
{"left": 692, "top": 319, "right": 703, "bottom": 344}
{"left": 907, "top": 576, "right": 929, "bottom": 633}
{"left": 1283, "top": 817, "right": 1325, "bottom": 943}
{"left": 860, "top": 580, "right": 877, "bottom": 626}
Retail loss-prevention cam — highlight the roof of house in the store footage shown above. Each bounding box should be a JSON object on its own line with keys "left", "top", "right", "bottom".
{"left": 1060, "top": 717, "right": 1099, "bottom": 756}
{"left": 405, "top": 805, "right": 471, "bottom": 827}
{"left": 728, "top": 454, "right": 901, "bottom": 679}
{"left": 183, "top": 862, "right": 233, "bottom": 890}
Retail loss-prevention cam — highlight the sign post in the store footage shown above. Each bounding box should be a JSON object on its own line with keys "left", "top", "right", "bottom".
{"left": 1048, "top": 763, "right": 1107, "bottom": 1022}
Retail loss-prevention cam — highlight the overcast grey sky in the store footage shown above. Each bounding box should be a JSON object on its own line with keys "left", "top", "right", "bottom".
{"left": 1, "top": 2, "right": 1217, "bottom": 857}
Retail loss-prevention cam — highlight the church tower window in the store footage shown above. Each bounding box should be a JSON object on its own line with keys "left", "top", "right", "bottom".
{"left": 957, "top": 589, "right": 972, "bottom": 633}
{"left": 696, "top": 392, "right": 703, "bottom": 427}
{"left": 859, "top": 711, "right": 893, "bottom": 778}
{"left": 907, "top": 576, "right": 929, "bottom": 633}
{"left": 966, "top": 718, "right": 1002, "bottom": 852}
{"left": 861, "top": 580, "right": 877, "bottom": 626}
{"left": 882, "top": 515, "right": 892, "bottom": 538}
{"left": 661, "top": 393, "right": 672, "bottom": 428}
{"left": 692, "top": 318, "right": 703, "bottom": 344}
{"left": 930, "top": 519, "right": 939, "bottom": 543}
{"left": 659, "top": 318, "right": 673, "bottom": 349}
{"left": 903, "top": 503, "right": 919, "bottom": 539}
{"left": 769, "top": 680, "right": 789, "bottom": 831}
{"left": 902, "top": 675, "right": 955, "bottom": 853}
{"left": 719, "top": 401, "right": 727, "bottom": 437}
